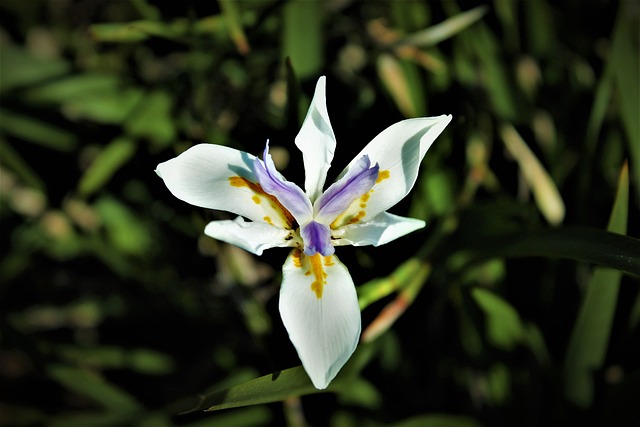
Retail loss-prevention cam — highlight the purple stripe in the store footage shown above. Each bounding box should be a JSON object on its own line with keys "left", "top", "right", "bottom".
{"left": 314, "top": 155, "right": 379, "bottom": 224}
{"left": 300, "top": 221, "right": 335, "bottom": 256}
{"left": 253, "top": 142, "right": 312, "bottom": 223}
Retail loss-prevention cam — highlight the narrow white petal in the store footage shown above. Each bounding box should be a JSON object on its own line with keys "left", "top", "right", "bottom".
{"left": 204, "top": 217, "right": 293, "bottom": 255}
{"left": 330, "top": 116, "right": 451, "bottom": 228}
{"left": 156, "top": 144, "right": 294, "bottom": 228}
{"left": 279, "top": 250, "right": 360, "bottom": 389}
{"left": 295, "top": 76, "right": 337, "bottom": 202}
{"left": 332, "top": 212, "right": 425, "bottom": 247}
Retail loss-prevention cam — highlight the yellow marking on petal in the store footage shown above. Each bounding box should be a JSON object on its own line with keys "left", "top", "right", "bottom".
{"left": 348, "top": 210, "right": 367, "bottom": 224}
{"left": 360, "top": 192, "right": 371, "bottom": 203}
{"left": 228, "top": 176, "right": 295, "bottom": 227}
{"left": 292, "top": 248, "right": 303, "bottom": 268}
{"left": 376, "top": 169, "right": 390, "bottom": 184}
{"left": 309, "top": 253, "right": 327, "bottom": 299}
{"left": 263, "top": 216, "right": 273, "bottom": 225}
{"left": 323, "top": 256, "right": 334, "bottom": 267}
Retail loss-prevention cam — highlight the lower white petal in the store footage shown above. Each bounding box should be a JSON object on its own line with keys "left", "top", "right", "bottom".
{"left": 279, "top": 250, "right": 360, "bottom": 389}
{"left": 204, "top": 217, "right": 293, "bottom": 256}
{"left": 332, "top": 212, "right": 425, "bottom": 247}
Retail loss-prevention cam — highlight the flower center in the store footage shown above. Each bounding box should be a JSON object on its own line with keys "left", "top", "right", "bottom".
{"left": 300, "top": 221, "right": 334, "bottom": 256}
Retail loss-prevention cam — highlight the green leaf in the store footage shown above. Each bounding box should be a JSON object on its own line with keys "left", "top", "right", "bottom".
{"left": 283, "top": 0, "right": 323, "bottom": 79}
{"left": 0, "top": 109, "right": 77, "bottom": 151}
{"left": 182, "top": 343, "right": 379, "bottom": 413}
{"left": 47, "top": 364, "right": 142, "bottom": 413}
{"left": 471, "top": 288, "right": 525, "bottom": 351}
{"left": 0, "top": 44, "right": 69, "bottom": 92}
{"left": 455, "top": 226, "right": 640, "bottom": 277}
{"left": 219, "top": 0, "right": 250, "bottom": 55}
{"left": 396, "top": 6, "right": 488, "bottom": 48}
{"left": 564, "top": 162, "right": 629, "bottom": 407}
{"left": 377, "top": 54, "right": 426, "bottom": 117}
{"left": 77, "top": 138, "right": 137, "bottom": 197}
{"left": 500, "top": 123, "right": 565, "bottom": 225}
{"left": 124, "top": 90, "right": 176, "bottom": 149}
{"left": 358, "top": 258, "right": 429, "bottom": 310}
{"left": 24, "top": 74, "right": 122, "bottom": 104}
{"left": 182, "top": 365, "right": 321, "bottom": 413}
{"left": 392, "top": 414, "right": 483, "bottom": 427}
{"left": 94, "top": 195, "right": 151, "bottom": 256}
{"left": 0, "top": 137, "right": 45, "bottom": 190}
{"left": 610, "top": 5, "right": 640, "bottom": 200}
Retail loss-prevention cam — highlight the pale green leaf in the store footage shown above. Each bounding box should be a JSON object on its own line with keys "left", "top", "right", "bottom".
{"left": 397, "top": 6, "right": 488, "bottom": 48}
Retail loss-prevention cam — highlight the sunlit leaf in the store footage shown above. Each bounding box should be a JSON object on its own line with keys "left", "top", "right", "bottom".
{"left": 182, "top": 365, "right": 321, "bottom": 413}
{"left": 182, "top": 343, "right": 378, "bottom": 413}
{"left": 500, "top": 124, "right": 565, "bottom": 225}
{"left": 377, "top": 54, "right": 425, "bottom": 117}
{"left": 358, "top": 258, "right": 427, "bottom": 310}
{"left": 219, "top": 0, "right": 250, "bottom": 55}
{"left": 77, "top": 138, "right": 136, "bottom": 197}
{"left": 564, "top": 162, "right": 629, "bottom": 407}
{"left": 395, "top": 6, "right": 488, "bottom": 48}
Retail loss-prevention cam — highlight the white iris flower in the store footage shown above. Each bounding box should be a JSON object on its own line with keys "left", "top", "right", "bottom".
{"left": 156, "top": 77, "right": 451, "bottom": 389}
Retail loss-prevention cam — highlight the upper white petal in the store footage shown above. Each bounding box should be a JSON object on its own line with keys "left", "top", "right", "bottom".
{"left": 295, "top": 76, "right": 337, "bottom": 202}
{"left": 156, "top": 144, "right": 293, "bottom": 228}
{"left": 331, "top": 116, "right": 451, "bottom": 228}
{"left": 204, "top": 217, "right": 293, "bottom": 255}
{"left": 332, "top": 212, "right": 425, "bottom": 247}
{"left": 279, "top": 250, "right": 360, "bottom": 389}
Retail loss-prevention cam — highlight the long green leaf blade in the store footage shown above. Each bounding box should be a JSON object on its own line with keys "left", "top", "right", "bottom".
{"left": 456, "top": 226, "right": 640, "bottom": 277}
{"left": 564, "top": 162, "right": 629, "bottom": 407}
{"left": 182, "top": 366, "right": 320, "bottom": 413}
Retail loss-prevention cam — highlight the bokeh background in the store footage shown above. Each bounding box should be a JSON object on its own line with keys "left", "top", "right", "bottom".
{"left": 1, "top": 1, "right": 639, "bottom": 426}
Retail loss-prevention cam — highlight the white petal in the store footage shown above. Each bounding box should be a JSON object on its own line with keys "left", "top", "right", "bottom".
{"left": 330, "top": 116, "right": 451, "bottom": 228}
{"left": 332, "top": 212, "right": 425, "bottom": 247}
{"left": 204, "top": 217, "right": 294, "bottom": 255}
{"left": 279, "top": 250, "right": 360, "bottom": 389}
{"left": 156, "top": 144, "right": 294, "bottom": 228}
{"left": 295, "top": 76, "right": 337, "bottom": 202}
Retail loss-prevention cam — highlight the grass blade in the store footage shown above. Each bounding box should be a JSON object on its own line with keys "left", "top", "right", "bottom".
{"left": 564, "top": 162, "right": 629, "bottom": 407}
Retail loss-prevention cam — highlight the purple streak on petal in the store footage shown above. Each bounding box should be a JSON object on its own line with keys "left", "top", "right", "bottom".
{"left": 253, "top": 141, "right": 313, "bottom": 223}
{"left": 314, "top": 155, "right": 379, "bottom": 224}
{"left": 300, "top": 221, "right": 335, "bottom": 256}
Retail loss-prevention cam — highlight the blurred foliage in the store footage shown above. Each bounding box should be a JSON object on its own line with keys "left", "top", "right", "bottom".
{"left": 1, "top": 1, "right": 639, "bottom": 426}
